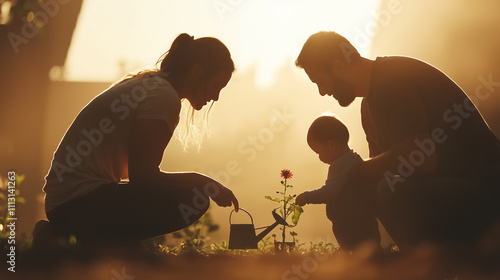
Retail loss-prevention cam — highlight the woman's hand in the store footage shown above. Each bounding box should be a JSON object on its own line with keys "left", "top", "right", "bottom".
{"left": 210, "top": 183, "right": 239, "bottom": 212}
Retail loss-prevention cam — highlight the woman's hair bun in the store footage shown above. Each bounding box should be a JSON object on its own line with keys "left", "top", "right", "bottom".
{"left": 171, "top": 33, "right": 195, "bottom": 51}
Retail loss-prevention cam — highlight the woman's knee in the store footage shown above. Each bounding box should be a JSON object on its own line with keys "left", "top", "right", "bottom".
{"left": 177, "top": 196, "right": 210, "bottom": 228}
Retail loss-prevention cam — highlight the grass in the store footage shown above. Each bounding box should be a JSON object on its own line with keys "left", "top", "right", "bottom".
{"left": 2, "top": 212, "right": 500, "bottom": 280}
{"left": 2, "top": 178, "right": 500, "bottom": 279}
{"left": 2, "top": 234, "right": 500, "bottom": 280}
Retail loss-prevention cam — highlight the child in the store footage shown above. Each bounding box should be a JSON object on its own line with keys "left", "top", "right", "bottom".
{"left": 295, "top": 114, "right": 362, "bottom": 205}
{"left": 295, "top": 114, "right": 381, "bottom": 250}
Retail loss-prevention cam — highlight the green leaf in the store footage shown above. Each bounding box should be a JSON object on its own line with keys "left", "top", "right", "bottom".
{"left": 264, "top": 195, "right": 280, "bottom": 203}
{"left": 284, "top": 195, "right": 294, "bottom": 204}
{"left": 14, "top": 174, "right": 25, "bottom": 186}
{"left": 291, "top": 205, "right": 304, "bottom": 226}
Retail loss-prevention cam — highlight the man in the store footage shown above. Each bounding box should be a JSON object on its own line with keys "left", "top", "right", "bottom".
{"left": 295, "top": 31, "right": 500, "bottom": 251}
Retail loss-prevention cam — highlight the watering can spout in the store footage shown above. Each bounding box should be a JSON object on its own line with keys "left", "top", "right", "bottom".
{"left": 255, "top": 210, "right": 289, "bottom": 242}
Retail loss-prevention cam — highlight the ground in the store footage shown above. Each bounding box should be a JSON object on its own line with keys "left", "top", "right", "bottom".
{"left": 2, "top": 242, "right": 500, "bottom": 280}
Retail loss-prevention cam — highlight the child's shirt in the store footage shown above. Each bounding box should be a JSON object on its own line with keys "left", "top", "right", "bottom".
{"left": 304, "top": 150, "right": 362, "bottom": 204}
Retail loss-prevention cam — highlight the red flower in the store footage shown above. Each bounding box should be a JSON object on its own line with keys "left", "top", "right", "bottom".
{"left": 280, "top": 169, "right": 293, "bottom": 180}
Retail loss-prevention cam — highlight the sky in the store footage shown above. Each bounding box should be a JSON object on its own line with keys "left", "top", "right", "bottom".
{"left": 65, "top": 0, "right": 381, "bottom": 87}
{"left": 60, "top": 0, "right": 384, "bottom": 245}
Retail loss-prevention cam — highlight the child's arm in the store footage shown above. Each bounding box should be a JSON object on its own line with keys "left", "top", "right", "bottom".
{"left": 296, "top": 151, "right": 362, "bottom": 205}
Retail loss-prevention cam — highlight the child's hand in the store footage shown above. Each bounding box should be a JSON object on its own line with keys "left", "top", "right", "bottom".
{"left": 295, "top": 193, "right": 307, "bottom": 206}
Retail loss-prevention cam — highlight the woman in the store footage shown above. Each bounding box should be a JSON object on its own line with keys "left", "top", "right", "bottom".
{"left": 41, "top": 33, "right": 239, "bottom": 244}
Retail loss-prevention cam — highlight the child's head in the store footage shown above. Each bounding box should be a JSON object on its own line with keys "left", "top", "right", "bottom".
{"left": 307, "top": 115, "right": 350, "bottom": 164}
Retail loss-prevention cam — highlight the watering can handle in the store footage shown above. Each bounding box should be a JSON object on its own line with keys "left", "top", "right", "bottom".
{"left": 229, "top": 208, "right": 254, "bottom": 225}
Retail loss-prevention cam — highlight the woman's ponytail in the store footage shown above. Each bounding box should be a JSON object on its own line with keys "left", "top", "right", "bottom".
{"left": 159, "top": 33, "right": 196, "bottom": 78}
{"left": 169, "top": 33, "right": 194, "bottom": 52}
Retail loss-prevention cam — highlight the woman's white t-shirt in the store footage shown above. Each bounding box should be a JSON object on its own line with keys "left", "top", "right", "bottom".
{"left": 43, "top": 72, "right": 181, "bottom": 212}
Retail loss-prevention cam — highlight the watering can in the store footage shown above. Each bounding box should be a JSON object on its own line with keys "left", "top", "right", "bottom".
{"left": 228, "top": 208, "right": 289, "bottom": 249}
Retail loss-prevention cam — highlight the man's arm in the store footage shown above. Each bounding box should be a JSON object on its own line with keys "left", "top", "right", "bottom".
{"left": 360, "top": 65, "right": 439, "bottom": 181}
{"left": 356, "top": 132, "right": 438, "bottom": 181}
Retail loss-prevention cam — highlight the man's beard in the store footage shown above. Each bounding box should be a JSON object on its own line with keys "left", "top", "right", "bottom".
{"left": 337, "top": 92, "right": 355, "bottom": 107}
{"left": 332, "top": 76, "right": 356, "bottom": 107}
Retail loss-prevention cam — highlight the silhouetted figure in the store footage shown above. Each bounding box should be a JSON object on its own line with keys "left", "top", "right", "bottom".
{"left": 37, "top": 33, "right": 239, "bottom": 246}
{"left": 295, "top": 31, "right": 500, "bottom": 252}
{"left": 296, "top": 115, "right": 381, "bottom": 250}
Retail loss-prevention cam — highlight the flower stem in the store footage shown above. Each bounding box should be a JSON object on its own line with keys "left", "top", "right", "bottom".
{"left": 282, "top": 178, "right": 287, "bottom": 243}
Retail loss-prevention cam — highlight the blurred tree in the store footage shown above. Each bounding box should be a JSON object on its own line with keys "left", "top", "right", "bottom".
{"left": 0, "top": 0, "right": 83, "bottom": 234}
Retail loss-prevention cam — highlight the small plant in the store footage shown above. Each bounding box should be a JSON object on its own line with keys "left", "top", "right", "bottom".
{"left": 257, "top": 236, "right": 274, "bottom": 254}
{"left": 309, "top": 241, "right": 336, "bottom": 254}
{"left": 210, "top": 240, "right": 230, "bottom": 254}
{"left": 154, "top": 244, "right": 180, "bottom": 256}
{"left": 265, "top": 169, "right": 303, "bottom": 251}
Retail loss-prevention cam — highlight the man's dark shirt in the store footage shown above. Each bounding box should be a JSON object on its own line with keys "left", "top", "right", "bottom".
{"left": 361, "top": 56, "right": 500, "bottom": 177}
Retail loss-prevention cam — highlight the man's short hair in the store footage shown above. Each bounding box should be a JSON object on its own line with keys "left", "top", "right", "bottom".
{"left": 295, "top": 31, "right": 361, "bottom": 71}
{"left": 307, "top": 114, "right": 350, "bottom": 146}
